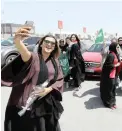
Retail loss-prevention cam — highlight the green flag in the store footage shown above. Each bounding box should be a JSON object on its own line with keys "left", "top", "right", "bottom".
{"left": 95, "top": 29, "right": 104, "bottom": 44}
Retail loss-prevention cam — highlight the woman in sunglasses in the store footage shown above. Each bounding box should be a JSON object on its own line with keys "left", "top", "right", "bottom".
{"left": 59, "top": 39, "right": 68, "bottom": 52}
{"left": 2, "top": 27, "right": 64, "bottom": 131}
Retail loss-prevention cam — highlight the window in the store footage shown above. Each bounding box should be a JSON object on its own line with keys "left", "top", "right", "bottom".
{"left": 23, "top": 37, "right": 40, "bottom": 45}
{"left": 2, "top": 25, "right": 11, "bottom": 34}
{"left": 1, "top": 39, "right": 13, "bottom": 46}
{"left": 7, "top": 37, "right": 14, "bottom": 41}
{"left": 88, "top": 44, "right": 103, "bottom": 52}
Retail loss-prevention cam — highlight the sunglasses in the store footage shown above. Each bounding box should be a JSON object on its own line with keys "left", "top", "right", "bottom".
{"left": 44, "top": 40, "right": 56, "bottom": 47}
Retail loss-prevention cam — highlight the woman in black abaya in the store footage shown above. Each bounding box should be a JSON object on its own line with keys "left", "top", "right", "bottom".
{"left": 69, "top": 34, "right": 85, "bottom": 91}
{"left": 100, "top": 42, "right": 120, "bottom": 109}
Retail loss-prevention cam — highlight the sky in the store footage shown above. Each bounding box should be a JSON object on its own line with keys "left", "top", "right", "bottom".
{"left": 1, "top": 0, "right": 122, "bottom": 35}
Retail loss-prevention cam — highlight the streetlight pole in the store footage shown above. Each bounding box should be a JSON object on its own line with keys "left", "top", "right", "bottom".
{"left": 56, "top": 10, "right": 63, "bottom": 39}
{"left": 1, "top": 10, "right": 6, "bottom": 39}
{"left": 1, "top": 10, "right": 4, "bottom": 38}
{"left": 60, "top": 12, "right": 63, "bottom": 39}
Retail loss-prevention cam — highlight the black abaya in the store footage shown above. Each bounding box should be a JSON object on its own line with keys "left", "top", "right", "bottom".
{"left": 69, "top": 44, "right": 85, "bottom": 87}
{"left": 100, "top": 53, "right": 117, "bottom": 108}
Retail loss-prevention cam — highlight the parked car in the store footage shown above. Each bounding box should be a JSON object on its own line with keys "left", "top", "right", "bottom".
{"left": 82, "top": 43, "right": 110, "bottom": 76}
{"left": 1, "top": 36, "right": 41, "bottom": 68}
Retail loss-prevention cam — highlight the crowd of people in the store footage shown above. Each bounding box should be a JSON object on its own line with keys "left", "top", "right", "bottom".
{"left": 59, "top": 34, "right": 85, "bottom": 92}
{"left": 1, "top": 26, "right": 122, "bottom": 131}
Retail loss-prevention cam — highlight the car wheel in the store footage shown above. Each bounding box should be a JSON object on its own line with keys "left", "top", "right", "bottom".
{"left": 5, "top": 54, "right": 17, "bottom": 65}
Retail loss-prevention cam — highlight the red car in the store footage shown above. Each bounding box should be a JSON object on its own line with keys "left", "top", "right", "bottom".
{"left": 82, "top": 43, "right": 110, "bottom": 76}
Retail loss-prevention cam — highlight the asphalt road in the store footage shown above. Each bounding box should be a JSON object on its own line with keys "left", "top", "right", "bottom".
{"left": 1, "top": 78, "right": 122, "bottom": 131}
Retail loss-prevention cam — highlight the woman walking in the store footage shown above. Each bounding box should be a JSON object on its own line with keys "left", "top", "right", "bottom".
{"left": 69, "top": 34, "right": 85, "bottom": 93}
{"left": 100, "top": 42, "right": 120, "bottom": 109}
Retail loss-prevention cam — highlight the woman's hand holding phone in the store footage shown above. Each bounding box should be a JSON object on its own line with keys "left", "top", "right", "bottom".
{"left": 13, "top": 25, "right": 32, "bottom": 62}
{"left": 14, "top": 27, "right": 31, "bottom": 44}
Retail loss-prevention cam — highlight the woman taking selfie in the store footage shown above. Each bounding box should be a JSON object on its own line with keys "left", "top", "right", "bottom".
{"left": 1, "top": 27, "right": 64, "bottom": 131}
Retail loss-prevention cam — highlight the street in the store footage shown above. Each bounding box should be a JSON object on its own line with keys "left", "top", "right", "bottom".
{"left": 1, "top": 78, "right": 122, "bottom": 131}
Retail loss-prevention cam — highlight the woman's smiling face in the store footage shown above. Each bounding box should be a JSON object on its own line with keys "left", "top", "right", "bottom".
{"left": 41, "top": 37, "right": 56, "bottom": 54}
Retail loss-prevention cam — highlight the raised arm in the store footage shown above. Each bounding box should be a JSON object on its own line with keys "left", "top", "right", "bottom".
{"left": 14, "top": 27, "right": 32, "bottom": 62}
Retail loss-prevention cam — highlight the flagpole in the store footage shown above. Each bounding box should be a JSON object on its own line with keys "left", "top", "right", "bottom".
{"left": 101, "top": 30, "right": 106, "bottom": 68}
{"left": 60, "top": 29, "right": 61, "bottom": 39}
{"left": 103, "top": 31, "right": 106, "bottom": 51}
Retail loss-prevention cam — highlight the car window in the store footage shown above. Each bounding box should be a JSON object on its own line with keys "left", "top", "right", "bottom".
{"left": 1, "top": 40, "right": 13, "bottom": 46}
{"left": 23, "top": 37, "right": 40, "bottom": 45}
{"left": 7, "top": 37, "right": 14, "bottom": 41}
{"left": 88, "top": 44, "right": 103, "bottom": 52}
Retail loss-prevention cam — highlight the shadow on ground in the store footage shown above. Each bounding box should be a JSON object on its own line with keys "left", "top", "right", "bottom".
{"left": 116, "top": 88, "right": 122, "bottom": 96}
{"left": 84, "top": 96, "right": 104, "bottom": 110}
{"left": 85, "top": 76, "right": 100, "bottom": 81}
{"left": 71, "top": 86, "right": 105, "bottom": 109}
{"left": 81, "top": 87, "right": 100, "bottom": 97}
{"left": 63, "top": 76, "right": 100, "bottom": 92}
{"left": 72, "top": 87, "right": 100, "bottom": 98}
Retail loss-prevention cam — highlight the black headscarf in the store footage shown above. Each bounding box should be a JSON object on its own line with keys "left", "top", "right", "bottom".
{"left": 118, "top": 37, "right": 122, "bottom": 48}
{"left": 109, "top": 42, "right": 118, "bottom": 54}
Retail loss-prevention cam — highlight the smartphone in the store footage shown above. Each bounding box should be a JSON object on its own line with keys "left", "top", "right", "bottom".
{"left": 24, "top": 21, "right": 34, "bottom": 27}
{"left": 22, "top": 21, "right": 34, "bottom": 39}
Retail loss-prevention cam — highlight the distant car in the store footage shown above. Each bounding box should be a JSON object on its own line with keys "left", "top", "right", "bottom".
{"left": 1, "top": 36, "right": 41, "bottom": 68}
{"left": 82, "top": 43, "right": 110, "bottom": 76}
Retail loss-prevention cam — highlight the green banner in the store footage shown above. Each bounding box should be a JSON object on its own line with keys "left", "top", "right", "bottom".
{"left": 59, "top": 52, "right": 70, "bottom": 77}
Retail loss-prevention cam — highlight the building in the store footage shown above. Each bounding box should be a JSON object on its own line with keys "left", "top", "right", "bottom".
{"left": 1, "top": 22, "right": 35, "bottom": 39}
{"left": 52, "top": 31, "right": 78, "bottom": 40}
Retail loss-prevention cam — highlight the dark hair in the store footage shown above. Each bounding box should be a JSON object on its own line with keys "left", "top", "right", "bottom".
{"left": 109, "top": 42, "right": 118, "bottom": 54}
{"left": 59, "top": 39, "right": 64, "bottom": 43}
{"left": 118, "top": 37, "right": 122, "bottom": 42}
{"left": 65, "top": 37, "right": 70, "bottom": 46}
{"left": 70, "top": 34, "right": 81, "bottom": 48}
{"left": 37, "top": 35, "right": 60, "bottom": 58}
{"left": 66, "top": 37, "right": 70, "bottom": 40}
{"left": 111, "top": 38, "right": 117, "bottom": 43}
